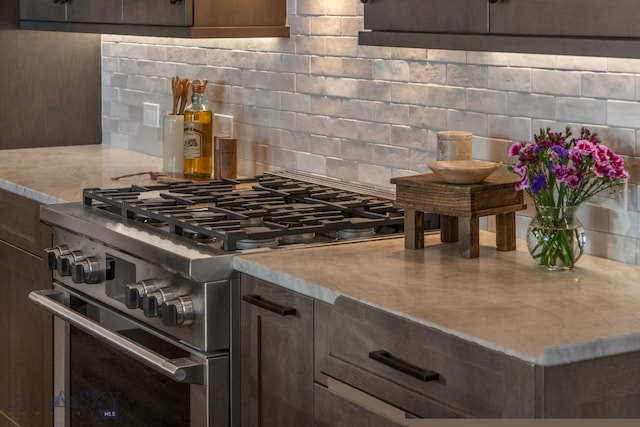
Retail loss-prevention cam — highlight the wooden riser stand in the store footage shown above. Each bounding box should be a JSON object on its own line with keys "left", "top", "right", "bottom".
{"left": 391, "top": 169, "right": 526, "bottom": 258}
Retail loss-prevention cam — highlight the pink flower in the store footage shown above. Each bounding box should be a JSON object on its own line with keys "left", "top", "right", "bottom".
{"left": 508, "top": 142, "right": 523, "bottom": 157}
{"left": 515, "top": 174, "right": 530, "bottom": 191}
{"left": 574, "top": 139, "right": 594, "bottom": 154}
{"left": 566, "top": 174, "right": 581, "bottom": 189}
{"left": 553, "top": 165, "right": 569, "bottom": 182}
{"left": 593, "top": 145, "right": 610, "bottom": 165}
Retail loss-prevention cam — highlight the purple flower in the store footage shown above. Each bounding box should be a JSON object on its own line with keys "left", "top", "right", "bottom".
{"left": 530, "top": 174, "right": 547, "bottom": 195}
{"left": 551, "top": 145, "right": 569, "bottom": 159}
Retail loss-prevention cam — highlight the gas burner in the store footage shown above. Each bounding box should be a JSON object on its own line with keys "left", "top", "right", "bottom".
{"left": 338, "top": 228, "right": 376, "bottom": 240}
{"left": 80, "top": 172, "right": 441, "bottom": 252}
{"left": 280, "top": 232, "right": 317, "bottom": 244}
{"left": 181, "top": 229, "right": 217, "bottom": 243}
{"left": 236, "top": 238, "right": 280, "bottom": 250}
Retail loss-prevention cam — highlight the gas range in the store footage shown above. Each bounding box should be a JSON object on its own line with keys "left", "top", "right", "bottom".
{"left": 39, "top": 171, "right": 439, "bottom": 350}
{"left": 32, "top": 171, "right": 438, "bottom": 426}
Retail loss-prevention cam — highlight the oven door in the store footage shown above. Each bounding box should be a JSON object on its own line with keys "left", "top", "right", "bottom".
{"left": 29, "top": 285, "right": 230, "bottom": 427}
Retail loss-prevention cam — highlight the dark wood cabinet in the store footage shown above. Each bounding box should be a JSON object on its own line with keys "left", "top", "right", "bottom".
{"left": 1, "top": 0, "right": 101, "bottom": 150}
{"left": 20, "top": 0, "right": 289, "bottom": 38}
{"left": 360, "top": 0, "right": 640, "bottom": 58}
{"left": 0, "top": 189, "right": 52, "bottom": 427}
{"left": 20, "top": 0, "right": 122, "bottom": 24}
{"left": 240, "top": 275, "right": 314, "bottom": 427}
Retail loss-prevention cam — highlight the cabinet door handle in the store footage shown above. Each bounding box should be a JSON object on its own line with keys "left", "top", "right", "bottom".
{"left": 369, "top": 350, "right": 440, "bottom": 382}
{"left": 242, "top": 294, "right": 297, "bottom": 316}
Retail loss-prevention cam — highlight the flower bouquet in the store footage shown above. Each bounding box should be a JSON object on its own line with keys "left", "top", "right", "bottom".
{"left": 508, "top": 126, "right": 628, "bottom": 269}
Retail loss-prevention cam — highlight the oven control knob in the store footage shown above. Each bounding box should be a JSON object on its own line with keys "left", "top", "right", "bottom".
{"left": 161, "top": 297, "right": 195, "bottom": 327}
{"left": 71, "top": 256, "right": 100, "bottom": 284}
{"left": 44, "top": 245, "right": 71, "bottom": 270}
{"left": 124, "top": 279, "right": 166, "bottom": 309}
{"left": 142, "top": 288, "right": 175, "bottom": 317}
{"left": 57, "top": 250, "right": 84, "bottom": 277}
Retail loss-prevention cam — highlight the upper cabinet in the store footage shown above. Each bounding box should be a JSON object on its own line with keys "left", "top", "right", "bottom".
{"left": 20, "top": 0, "right": 289, "bottom": 38}
{"left": 359, "top": 0, "right": 640, "bottom": 58}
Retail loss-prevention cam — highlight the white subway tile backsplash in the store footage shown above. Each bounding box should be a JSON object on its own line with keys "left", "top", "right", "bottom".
{"left": 446, "top": 64, "right": 488, "bottom": 88}
{"left": 555, "top": 97, "right": 607, "bottom": 124}
{"left": 374, "top": 60, "right": 410, "bottom": 82}
{"left": 508, "top": 92, "right": 556, "bottom": 119}
{"left": 532, "top": 69, "right": 581, "bottom": 96}
{"left": 607, "top": 100, "right": 640, "bottom": 127}
{"left": 582, "top": 72, "right": 635, "bottom": 100}
{"left": 488, "top": 67, "right": 531, "bottom": 92}
{"left": 310, "top": 96, "right": 342, "bottom": 117}
{"left": 466, "top": 89, "right": 508, "bottom": 115}
{"left": 101, "top": 5, "right": 640, "bottom": 265}
{"left": 409, "top": 62, "right": 446, "bottom": 85}
{"left": 390, "top": 83, "right": 429, "bottom": 105}
{"left": 342, "top": 99, "right": 374, "bottom": 121}
{"left": 374, "top": 102, "right": 410, "bottom": 125}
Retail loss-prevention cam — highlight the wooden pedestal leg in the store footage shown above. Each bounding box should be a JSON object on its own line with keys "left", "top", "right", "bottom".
{"left": 458, "top": 216, "right": 479, "bottom": 258}
{"left": 404, "top": 208, "right": 424, "bottom": 249}
{"left": 440, "top": 215, "right": 458, "bottom": 243}
{"left": 496, "top": 212, "right": 517, "bottom": 251}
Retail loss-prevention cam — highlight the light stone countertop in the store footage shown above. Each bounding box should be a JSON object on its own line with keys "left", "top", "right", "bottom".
{"left": 0, "top": 145, "right": 163, "bottom": 203}
{"left": 5, "top": 145, "right": 640, "bottom": 368}
{"left": 234, "top": 232, "right": 640, "bottom": 367}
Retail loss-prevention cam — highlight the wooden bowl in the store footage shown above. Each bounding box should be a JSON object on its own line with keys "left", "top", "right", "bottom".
{"left": 427, "top": 160, "right": 500, "bottom": 184}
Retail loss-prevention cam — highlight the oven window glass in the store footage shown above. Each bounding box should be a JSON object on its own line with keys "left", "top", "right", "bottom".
{"left": 68, "top": 299, "right": 190, "bottom": 426}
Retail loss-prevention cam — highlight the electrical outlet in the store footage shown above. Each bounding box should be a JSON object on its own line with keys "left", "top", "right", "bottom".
{"left": 214, "top": 114, "right": 234, "bottom": 137}
{"left": 143, "top": 102, "right": 160, "bottom": 128}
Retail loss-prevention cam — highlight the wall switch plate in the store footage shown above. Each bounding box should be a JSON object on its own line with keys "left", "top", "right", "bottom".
{"left": 143, "top": 102, "right": 160, "bottom": 128}
{"left": 214, "top": 113, "right": 234, "bottom": 137}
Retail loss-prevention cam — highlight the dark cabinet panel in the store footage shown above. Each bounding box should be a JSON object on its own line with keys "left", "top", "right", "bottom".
{"left": 19, "top": 0, "right": 289, "bottom": 38}
{"left": 360, "top": 0, "right": 640, "bottom": 58}
{"left": 20, "top": 0, "right": 122, "bottom": 23}
{"left": 0, "top": 190, "right": 52, "bottom": 427}
{"left": 490, "top": 0, "right": 640, "bottom": 38}
{"left": 241, "top": 275, "right": 314, "bottom": 427}
{"left": 2, "top": 0, "right": 101, "bottom": 150}
{"left": 364, "top": 0, "right": 488, "bottom": 33}
{"left": 123, "top": 0, "right": 191, "bottom": 26}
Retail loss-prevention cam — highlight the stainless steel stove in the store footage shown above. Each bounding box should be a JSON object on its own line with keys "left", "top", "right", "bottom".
{"left": 29, "top": 171, "right": 438, "bottom": 427}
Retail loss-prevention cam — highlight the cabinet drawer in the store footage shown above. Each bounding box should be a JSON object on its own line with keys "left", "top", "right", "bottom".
{"left": 314, "top": 382, "right": 405, "bottom": 427}
{"left": 324, "top": 297, "right": 512, "bottom": 417}
{"left": 0, "top": 189, "right": 50, "bottom": 256}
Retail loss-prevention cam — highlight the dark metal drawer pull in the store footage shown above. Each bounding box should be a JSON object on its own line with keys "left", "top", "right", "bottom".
{"left": 242, "top": 294, "right": 297, "bottom": 316}
{"left": 369, "top": 350, "right": 440, "bottom": 382}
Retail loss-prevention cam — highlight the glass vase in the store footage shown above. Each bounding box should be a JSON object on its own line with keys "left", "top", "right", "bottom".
{"left": 526, "top": 205, "right": 586, "bottom": 270}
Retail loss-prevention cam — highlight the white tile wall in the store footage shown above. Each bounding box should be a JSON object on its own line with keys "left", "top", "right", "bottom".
{"left": 101, "top": 0, "right": 640, "bottom": 265}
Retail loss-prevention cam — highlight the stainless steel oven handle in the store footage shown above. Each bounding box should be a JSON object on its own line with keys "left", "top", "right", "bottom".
{"left": 29, "top": 289, "right": 205, "bottom": 385}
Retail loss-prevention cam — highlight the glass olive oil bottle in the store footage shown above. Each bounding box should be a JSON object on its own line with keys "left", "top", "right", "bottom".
{"left": 183, "top": 79, "right": 213, "bottom": 178}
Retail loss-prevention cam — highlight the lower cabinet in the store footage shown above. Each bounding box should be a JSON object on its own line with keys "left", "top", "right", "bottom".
{"left": 241, "top": 273, "right": 640, "bottom": 423}
{"left": 0, "top": 189, "right": 52, "bottom": 427}
{"left": 240, "top": 275, "right": 314, "bottom": 427}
